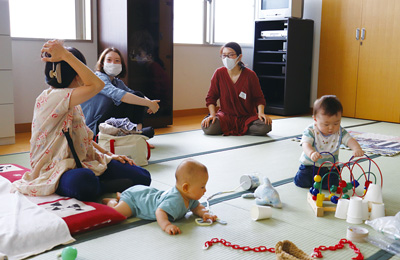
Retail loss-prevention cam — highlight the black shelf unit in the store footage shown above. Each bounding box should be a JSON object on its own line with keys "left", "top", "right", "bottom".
{"left": 253, "top": 18, "right": 313, "bottom": 115}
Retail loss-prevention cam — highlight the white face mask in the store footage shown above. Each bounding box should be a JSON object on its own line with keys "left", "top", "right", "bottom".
{"left": 103, "top": 63, "right": 122, "bottom": 77}
{"left": 222, "top": 56, "right": 239, "bottom": 70}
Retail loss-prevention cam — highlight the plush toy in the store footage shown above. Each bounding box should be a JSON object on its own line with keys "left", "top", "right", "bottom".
{"left": 253, "top": 177, "right": 282, "bottom": 208}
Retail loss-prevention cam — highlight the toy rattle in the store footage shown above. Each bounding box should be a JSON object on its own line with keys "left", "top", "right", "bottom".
{"left": 195, "top": 218, "right": 227, "bottom": 226}
{"left": 195, "top": 181, "right": 247, "bottom": 226}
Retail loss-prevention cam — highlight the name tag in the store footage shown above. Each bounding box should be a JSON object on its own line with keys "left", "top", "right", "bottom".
{"left": 239, "top": 92, "right": 247, "bottom": 100}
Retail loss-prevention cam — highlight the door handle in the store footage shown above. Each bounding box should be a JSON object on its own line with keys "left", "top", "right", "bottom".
{"left": 356, "top": 28, "right": 360, "bottom": 40}
{"left": 361, "top": 28, "right": 366, "bottom": 40}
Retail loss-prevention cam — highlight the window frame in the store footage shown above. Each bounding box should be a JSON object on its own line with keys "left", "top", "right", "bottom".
{"left": 174, "top": 0, "right": 254, "bottom": 47}
{"left": 9, "top": 0, "right": 93, "bottom": 42}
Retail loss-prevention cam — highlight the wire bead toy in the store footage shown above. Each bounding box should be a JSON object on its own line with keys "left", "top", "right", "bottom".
{"left": 308, "top": 152, "right": 382, "bottom": 217}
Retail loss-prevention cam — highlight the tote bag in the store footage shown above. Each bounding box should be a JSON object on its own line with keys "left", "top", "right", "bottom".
{"left": 98, "top": 133, "right": 151, "bottom": 166}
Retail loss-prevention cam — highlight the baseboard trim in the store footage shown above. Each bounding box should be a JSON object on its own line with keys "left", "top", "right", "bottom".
{"left": 0, "top": 136, "right": 16, "bottom": 145}
{"left": 173, "top": 108, "right": 211, "bottom": 117}
{"left": 15, "top": 123, "right": 31, "bottom": 133}
{"left": 15, "top": 109, "right": 211, "bottom": 133}
{"left": 15, "top": 107, "right": 306, "bottom": 133}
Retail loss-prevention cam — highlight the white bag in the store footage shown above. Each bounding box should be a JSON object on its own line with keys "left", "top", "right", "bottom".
{"left": 98, "top": 133, "right": 151, "bottom": 166}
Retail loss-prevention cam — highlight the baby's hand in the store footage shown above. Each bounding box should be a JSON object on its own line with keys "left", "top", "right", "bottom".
{"left": 353, "top": 149, "right": 364, "bottom": 157}
{"left": 310, "top": 151, "right": 322, "bottom": 162}
{"left": 164, "top": 223, "right": 181, "bottom": 235}
{"left": 203, "top": 212, "right": 218, "bottom": 222}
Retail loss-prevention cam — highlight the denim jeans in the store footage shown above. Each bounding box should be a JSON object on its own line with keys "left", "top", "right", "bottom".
{"left": 56, "top": 160, "right": 151, "bottom": 201}
{"left": 294, "top": 164, "right": 339, "bottom": 190}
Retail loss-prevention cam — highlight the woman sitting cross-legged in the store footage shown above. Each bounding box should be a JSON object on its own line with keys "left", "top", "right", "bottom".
{"left": 12, "top": 40, "right": 151, "bottom": 201}
{"left": 81, "top": 47, "right": 160, "bottom": 142}
{"left": 201, "top": 42, "right": 272, "bottom": 136}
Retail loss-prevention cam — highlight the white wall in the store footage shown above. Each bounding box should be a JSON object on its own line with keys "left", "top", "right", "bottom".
{"left": 0, "top": 0, "right": 15, "bottom": 144}
{"left": 173, "top": 0, "right": 322, "bottom": 111}
{"left": 302, "top": 0, "right": 322, "bottom": 107}
{"left": 11, "top": 4, "right": 99, "bottom": 124}
{"left": 172, "top": 45, "right": 254, "bottom": 110}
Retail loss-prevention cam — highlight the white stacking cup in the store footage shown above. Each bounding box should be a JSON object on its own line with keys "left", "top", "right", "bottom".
{"left": 362, "top": 200, "right": 369, "bottom": 220}
{"left": 251, "top": 205, "right": 272, "bottom": 221}
{"left": 347, "top": 197, "right": 363, "bottom": 224}
{"left": 335, "top": 199, "right": 350, "bottom": 219}
{"left": 363, "top": 183, "right": 383, "bottom": 204}
{"left": 240, "top": 175, "right": 260, "bottom": 190}
{"left": 346, "top": 227, "right": 369, "bottom": 243}
{"left": 370, "top": 203, "right": 385, "bottom": 220}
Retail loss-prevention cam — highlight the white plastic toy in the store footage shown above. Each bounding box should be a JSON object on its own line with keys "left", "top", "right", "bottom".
{"left": 242, "top": 177, "right": 282, "bottom": 208}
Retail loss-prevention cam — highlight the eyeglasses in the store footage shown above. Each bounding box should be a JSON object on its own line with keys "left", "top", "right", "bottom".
{"left": 220, "top": 53, "right": 237, "bottom": 59}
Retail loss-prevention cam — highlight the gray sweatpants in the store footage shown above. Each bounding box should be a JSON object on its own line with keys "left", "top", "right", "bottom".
{"left": 201, "top": 117, "right": 271, "bottom": 136}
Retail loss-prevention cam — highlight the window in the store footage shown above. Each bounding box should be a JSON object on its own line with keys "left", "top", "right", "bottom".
{"left": 174, "top": 0, "right": 204, "bottom": 44}
{"left": 213, "top": 0, "right": 255, "bottom": 44}
{"left": 174, "top": 0, "right": 255, "bottom": 45}
{"left": 9, "top": 0, "right": 92, "bottom": 40}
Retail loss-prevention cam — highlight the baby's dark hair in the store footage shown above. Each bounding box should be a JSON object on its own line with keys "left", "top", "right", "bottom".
{"left": 44, "top": 47, "right": 86, "bottom": 88}
{"left": 313, "top": 95, "right": 343, "bottom": 116}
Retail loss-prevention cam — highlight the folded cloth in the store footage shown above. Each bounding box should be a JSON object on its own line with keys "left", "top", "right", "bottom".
{"left": 99, "top": 123, "right": 121, "bottom": 136}
{"left": 275, "top": 240, "right": 312, "bottom": 260}
{"left": 105, "top": 117, "right": 138, "bottom": 132}
{"left": 99, "top": 123, "right": 142, "bottom": 136}
{"left": 0, "top": 177, "right": 74, "bottom": 260}
{"left": 102, "top": 118, "right": 142, "bottom": 136}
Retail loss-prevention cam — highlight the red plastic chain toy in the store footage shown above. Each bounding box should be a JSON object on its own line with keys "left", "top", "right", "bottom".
{"left": 312, "top": 239, "right": 364, "bottom": 259}
{"left": 203, "top": 238, "right": 364, "bottom": 259}
{"left": 204, "top": 238, "right": 275, "bottom": 253}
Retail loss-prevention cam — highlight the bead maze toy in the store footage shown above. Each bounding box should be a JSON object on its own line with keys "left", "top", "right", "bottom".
{"left": 307, "top": 153, "right": 383, "bottom": 217}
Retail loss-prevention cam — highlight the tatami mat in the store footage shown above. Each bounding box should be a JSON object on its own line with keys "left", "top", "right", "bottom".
{"left": 25, "top": 117, "right": 400, "bottom": 259}
{"left": 0, "top": 152, "right": 30, "bottom": 168}
{"left": 266, "top": 116, "right": 375, "bottom": 138}
{"left": 30, "top": 200, "right": 391, "bottom": 260}
{"left": 0, "top": 116, "right": 380, "bottom": 168}
{"left": 3, "top": 117, "right": 398, "bottom": 259}
{"left": 148, "top": 116, "right": 377, "bottom": 163}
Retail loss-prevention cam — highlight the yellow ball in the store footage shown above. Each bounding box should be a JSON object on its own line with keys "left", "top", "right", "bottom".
{"left": 314, "top": 175, "right": 322, "bottom": 183}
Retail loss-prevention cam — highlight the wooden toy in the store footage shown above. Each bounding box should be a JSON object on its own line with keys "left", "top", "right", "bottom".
{"left": 307, "top": 153, "right": 382, "bottom": 217}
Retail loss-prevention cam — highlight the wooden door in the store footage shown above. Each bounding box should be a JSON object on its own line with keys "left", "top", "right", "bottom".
{"left": 317, "top": 0, "right": 362, "bottom": 117}
{"left": 355, "top": 0, "right": 400, "bottom": 122}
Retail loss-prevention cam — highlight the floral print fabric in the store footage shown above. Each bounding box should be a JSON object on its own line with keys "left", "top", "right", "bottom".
{"left": 13, "top": 88, "right": 111, "bottom": 196}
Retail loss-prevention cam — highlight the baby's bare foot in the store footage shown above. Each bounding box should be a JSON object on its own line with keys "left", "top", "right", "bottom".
{"left": 102, "top": 198, "right": 118, "bottom": 207}
{"left": 107, "top": 199, "right": 118, "bottom": 207}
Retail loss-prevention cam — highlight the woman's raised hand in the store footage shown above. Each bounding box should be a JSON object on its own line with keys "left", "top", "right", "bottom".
{"left": 41, "top": 40, "right": 69, "bottom": 63}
